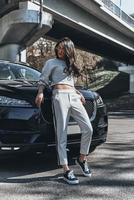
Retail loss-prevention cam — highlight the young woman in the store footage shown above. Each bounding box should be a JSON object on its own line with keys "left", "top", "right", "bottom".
{"left": 35, "top": 37, "right": 93, "bottom": 185}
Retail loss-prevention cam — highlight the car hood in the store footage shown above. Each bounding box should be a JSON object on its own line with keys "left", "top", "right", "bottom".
{"left": 0, "top": 80, "right": 39, "bottom": 105}
{"left": 0, "top": 81, "right": 95, "bottom": 105}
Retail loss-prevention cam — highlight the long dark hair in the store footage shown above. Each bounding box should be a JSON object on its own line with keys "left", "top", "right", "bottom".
{"left": 55, "top": 37, "right": 81, "bottom": 77}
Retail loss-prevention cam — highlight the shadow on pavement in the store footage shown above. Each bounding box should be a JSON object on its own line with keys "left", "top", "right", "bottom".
{"left": 0, "top": 150, "right": 76, "bottom": 183}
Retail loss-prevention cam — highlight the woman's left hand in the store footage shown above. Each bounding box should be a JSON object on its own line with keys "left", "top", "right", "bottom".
{"left": 75, "top": 89, "right": 86, "bottom": 104}
{"left": 80, "top": 94, "right": 86, "bottom": 104}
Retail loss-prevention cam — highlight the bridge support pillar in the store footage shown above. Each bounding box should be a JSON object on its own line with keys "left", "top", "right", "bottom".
{"left": 119, "top": 65, "right": 134, "bottom": 93}
{"left": 0, "top": 44, "right": 20, "bottom": 62}
{"left": 20, "top": 49, "right": 26, "bottom": 63}
{"left": 0, "top": 45, "right": 26, "bottom": 62}
{"left": 0, "top": 1, "right": 53, "bottom": 62}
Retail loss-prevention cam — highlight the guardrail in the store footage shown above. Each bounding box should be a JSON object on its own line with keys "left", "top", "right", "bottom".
{"left": 101, "top": 0, "right": 134, "bottom": 27}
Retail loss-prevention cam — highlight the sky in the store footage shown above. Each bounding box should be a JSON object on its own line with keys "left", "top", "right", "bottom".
{"left": 112, "top": 0, "right": 134, "bottom": 15}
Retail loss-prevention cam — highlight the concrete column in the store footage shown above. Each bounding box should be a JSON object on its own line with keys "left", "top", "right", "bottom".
{"left": 0, "top": 44, "right": 27, "bottom": 63}
{"left": 20, "top": 49, "right": 26, "bottom": 63}
{"left": 130, "top": 74, "right": 134, "bottom": 93}
{"left": 119, "top": 65, "right": 134, "bottom": 94}
{"left": 0, "top": 1, "right": 53, "bottom": 62}
{"left": 0, "top": 44, "right": 20, "bottom": 62}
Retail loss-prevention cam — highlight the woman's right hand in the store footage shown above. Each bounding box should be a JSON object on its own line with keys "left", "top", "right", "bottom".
{"left": 35, "top": 92, "right": 44, "bottom": 107}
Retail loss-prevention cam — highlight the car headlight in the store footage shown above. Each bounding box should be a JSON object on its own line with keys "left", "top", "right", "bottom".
{"left": 0, "top": 96, "right": 32, "bottom": 107}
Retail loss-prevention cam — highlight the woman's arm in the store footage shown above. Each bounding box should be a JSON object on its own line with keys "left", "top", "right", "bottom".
{"left": 35, "top": 59, "right": 53, "bottom": 107}
{"left": 35, "top": 85, "right": 44, "bottom": 107}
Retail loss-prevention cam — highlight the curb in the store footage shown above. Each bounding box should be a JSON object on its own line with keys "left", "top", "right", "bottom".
{"left": 108, "top": 110, "right": 134, "bottom": 115}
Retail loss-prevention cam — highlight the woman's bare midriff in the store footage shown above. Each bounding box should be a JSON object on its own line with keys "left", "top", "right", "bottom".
{"left": 53, "top": 84, "right": 74, "bottom": 90}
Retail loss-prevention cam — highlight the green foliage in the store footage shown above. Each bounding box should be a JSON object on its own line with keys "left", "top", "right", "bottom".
{"left": 89, "top": 70, "right": 119, "bottom": 91}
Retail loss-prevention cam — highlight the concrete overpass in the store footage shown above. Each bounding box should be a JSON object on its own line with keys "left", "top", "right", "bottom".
{"left": 0, "top": 0, "right": 134, "bottom": 63}
{"left": 0, "top": 0, "right": 134, "bottom": 91}
{"left": 41, "top": 0, "right": 134, "bottom": 65}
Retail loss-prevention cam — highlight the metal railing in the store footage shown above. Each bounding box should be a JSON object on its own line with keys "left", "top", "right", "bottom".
{"left": 101, "top": 0, "right": 134, "bottom": 27}
{"left": 33, "top": 0, "right": 134, "bottom": 28}
{"left": 1, "top": 0, "right": 133, "bottom": 28}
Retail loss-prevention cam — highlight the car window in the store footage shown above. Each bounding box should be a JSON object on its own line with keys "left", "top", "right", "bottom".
{"left": 19, "top": 68, "right": 39, "bottom": 81}
{"left": 0, "top": 62, "right": 40, "bottom": 81}
{"left": 0, "top": 65, "right": 16, "bottom": 80}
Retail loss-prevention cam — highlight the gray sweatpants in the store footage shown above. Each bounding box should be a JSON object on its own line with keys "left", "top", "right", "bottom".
{"left": 52, "top": 89, "right": 93, "bottom": 165}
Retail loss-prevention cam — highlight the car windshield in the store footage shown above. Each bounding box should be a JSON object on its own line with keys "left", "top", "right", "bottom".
{"left": 0, "top": 62, "right": 40, "bottom": 81}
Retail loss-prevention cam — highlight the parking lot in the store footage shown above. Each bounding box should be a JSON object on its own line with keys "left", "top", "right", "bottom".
{"left": 0, "top": 114, "right": 134, "bottom": 200}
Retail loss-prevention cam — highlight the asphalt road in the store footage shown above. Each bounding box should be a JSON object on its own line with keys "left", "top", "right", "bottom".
{"left": 0, "top": 114, "right": 134, "bottom": 200}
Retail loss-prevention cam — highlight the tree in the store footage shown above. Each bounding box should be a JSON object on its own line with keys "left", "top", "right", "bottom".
{"left": 26, "top": 38, "right": 55, "bottom": 70}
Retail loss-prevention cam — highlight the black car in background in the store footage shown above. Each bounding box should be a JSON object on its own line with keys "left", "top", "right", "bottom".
{"left": 0, "top": 60, "right": 108, "bottom": 156}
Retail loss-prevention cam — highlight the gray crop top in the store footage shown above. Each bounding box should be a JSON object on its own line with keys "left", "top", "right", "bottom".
{"left": 38, "top": 58, "right": 75, "bottom": 87}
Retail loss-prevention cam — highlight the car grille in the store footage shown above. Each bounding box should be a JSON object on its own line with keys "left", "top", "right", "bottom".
{"left": 69, "top": 99, "right": 96, "bottom": 122}
{"left": 84, "top": 99, "right": 96, "bottom": 121}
